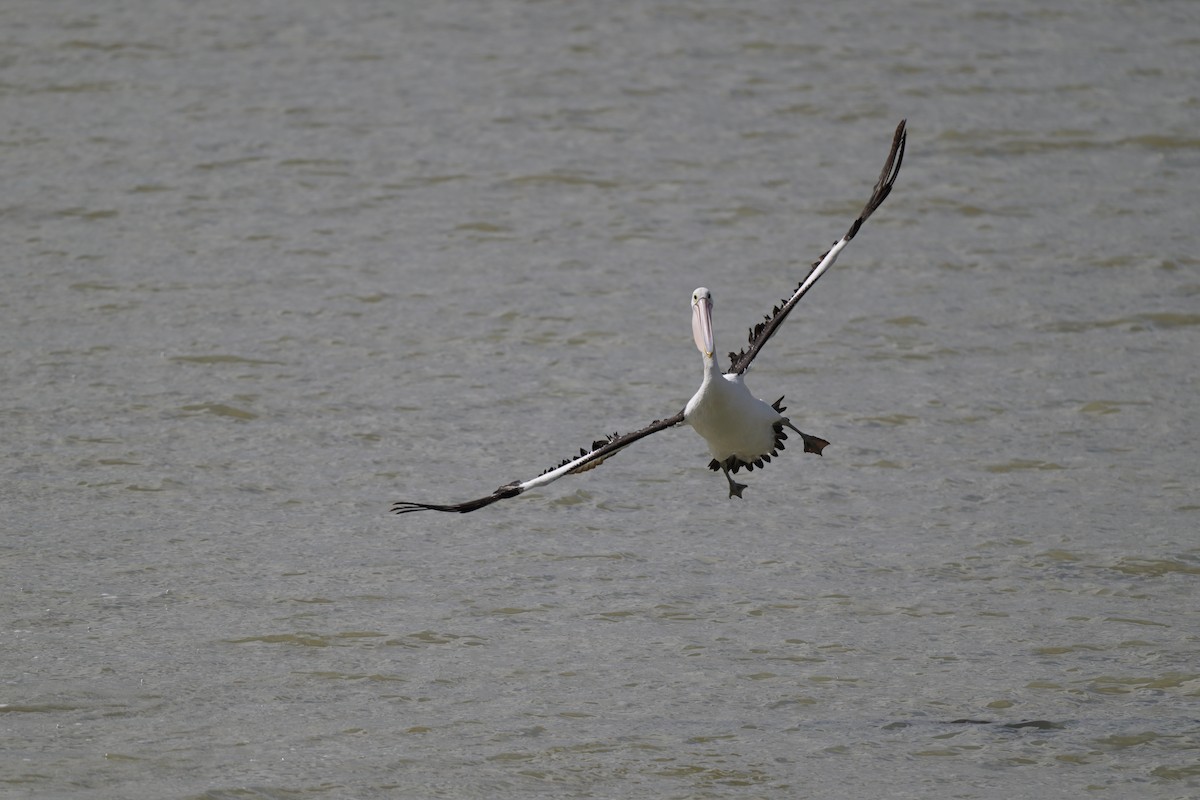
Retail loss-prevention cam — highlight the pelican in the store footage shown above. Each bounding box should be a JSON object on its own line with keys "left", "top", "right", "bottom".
{"left": 392, "top": 119, "right": 906, "bottom": 514}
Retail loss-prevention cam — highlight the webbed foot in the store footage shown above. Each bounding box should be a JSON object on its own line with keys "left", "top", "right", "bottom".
{"left": 783, "top": 420, "right": 830, "bottom": 455}
{"left": 800, "top": 433, "right": 829, "bottom": 455}
{"left": 721, "top": 465, "right": 748, "bottom": 499}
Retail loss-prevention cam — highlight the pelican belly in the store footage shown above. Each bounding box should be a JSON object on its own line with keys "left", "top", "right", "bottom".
{"left": 684, "top": 373, "right": 782, "bottom": 462}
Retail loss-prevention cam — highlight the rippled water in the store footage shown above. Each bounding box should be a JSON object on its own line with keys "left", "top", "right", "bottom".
{"left": 3, "top": 0, "right": 1198, "bottom": 797}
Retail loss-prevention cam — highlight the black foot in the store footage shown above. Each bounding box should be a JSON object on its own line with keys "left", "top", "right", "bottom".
{"left": 720, "top": 464, "right": 748, "bottom": 498}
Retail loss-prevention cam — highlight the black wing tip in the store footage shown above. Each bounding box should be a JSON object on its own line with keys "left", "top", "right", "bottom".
{"left": 390, "top": 501, "right": 442, "bottom": 515}
{"left": 390, "top": 483, "right": 523, "bottom": 515}
{"left": 390, "top": 500, "right": 477, "bottom": 515}
{"left": 845, "top": 118, "right": 907, "bottom": 241}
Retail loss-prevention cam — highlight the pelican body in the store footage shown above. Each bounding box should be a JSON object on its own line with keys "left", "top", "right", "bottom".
{"left": 684, "top": 287, "right": 825, "bottom": 498}
{"left": 392, "top": 120, "right": 906, "bottom": 514}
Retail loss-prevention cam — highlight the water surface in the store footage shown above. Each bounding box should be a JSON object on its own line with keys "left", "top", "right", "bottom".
{"left": 2, "top": 0, "right": 1197, "bottom": 797}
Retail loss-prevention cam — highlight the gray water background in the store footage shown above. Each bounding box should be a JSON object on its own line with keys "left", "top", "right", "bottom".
{"left": 3, "top": 0, "right": 1198, "bottom": 797}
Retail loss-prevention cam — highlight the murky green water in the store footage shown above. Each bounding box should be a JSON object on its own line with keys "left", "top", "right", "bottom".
{"left": 3, "top": 0, "right": 1197, "bottom": 797}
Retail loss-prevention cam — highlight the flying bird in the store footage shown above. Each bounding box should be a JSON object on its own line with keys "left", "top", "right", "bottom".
{"left": 392, "top": 120, "right": 906, "bottom": 514}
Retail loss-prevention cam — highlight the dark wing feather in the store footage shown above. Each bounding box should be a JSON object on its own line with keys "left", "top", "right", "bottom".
{"left": 557, "top": 410, "right": 685, "bottom": 475}
{"left": 391, "top": 410, "right": 685, "bottom": 514}
{"left": 727, "top": 119, "right": 906, "bottom": 375}
{"left": 391, "top": 484, "right": 523, "bottom": 515}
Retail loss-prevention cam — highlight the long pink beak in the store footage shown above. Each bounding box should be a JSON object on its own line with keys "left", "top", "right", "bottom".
{"left": 692, "top": 296, "right": 714, "bottom": 358}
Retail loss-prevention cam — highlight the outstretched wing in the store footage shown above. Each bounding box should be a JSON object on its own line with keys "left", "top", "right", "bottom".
{"left": 727, "top": 119, "right": 907, "bottom": 375}
{"left": 391, "top": 410, "right": 686, "bottom": 514}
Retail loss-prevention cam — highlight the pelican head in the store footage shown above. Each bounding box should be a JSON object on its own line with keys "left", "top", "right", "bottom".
{"left": 691, "top": 287, "right": 714, "bottom": 359}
